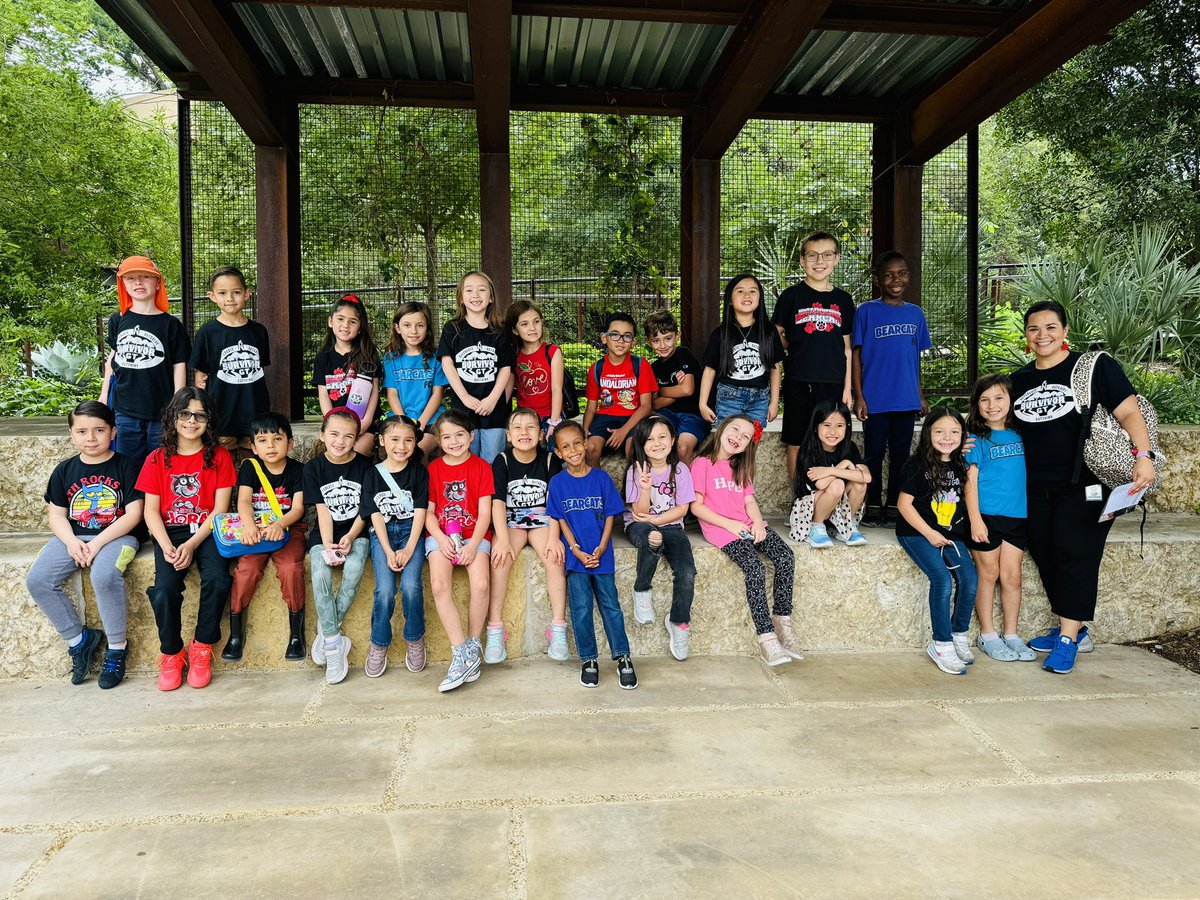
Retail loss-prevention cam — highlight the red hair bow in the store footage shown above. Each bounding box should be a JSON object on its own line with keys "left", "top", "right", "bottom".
{"left": 753, "top": 421, "right": 764, "bottom": 443}
{"left": 341, "top": 293, "right": 362, "bottom": 305}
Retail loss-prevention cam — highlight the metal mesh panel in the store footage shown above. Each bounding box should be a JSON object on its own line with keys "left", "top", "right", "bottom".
{"left": 922, "top": 136, "right": 970, "bottom": 395}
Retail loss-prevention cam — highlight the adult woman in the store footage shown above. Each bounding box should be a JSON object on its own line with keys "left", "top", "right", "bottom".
{"left": 1009, "top": 301, "right": 1156, "bottom": 674}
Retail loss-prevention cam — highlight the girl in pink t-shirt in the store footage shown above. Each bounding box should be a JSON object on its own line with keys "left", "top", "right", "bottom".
{"left": 690, "top": 414, "right": 799, "bottom": 667}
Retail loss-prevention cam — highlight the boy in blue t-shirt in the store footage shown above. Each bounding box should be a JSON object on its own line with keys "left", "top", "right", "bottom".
{"left": 547, "top": 422, "right": 637, "bottom": 690}
{"left": 851, "top": 251, "right": 931, "bottom": 528}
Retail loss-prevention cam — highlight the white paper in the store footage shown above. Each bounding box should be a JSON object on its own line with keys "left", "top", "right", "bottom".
{"left": 1099, "top": 482, "right": 1147, "bottom": 522}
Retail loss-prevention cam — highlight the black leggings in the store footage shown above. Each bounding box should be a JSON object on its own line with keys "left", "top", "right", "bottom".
{"left": 720, "top": 530, "right": 795, "bottom": 635}
{"left": 1026, "top": 486, "right": 1113, "bottom": 622}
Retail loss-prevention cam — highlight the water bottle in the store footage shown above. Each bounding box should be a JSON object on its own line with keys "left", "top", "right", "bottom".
{"left": 444, "top": 517, "right": 465, "bottom": 563}
{"left": 345, "top": 373, "right": 373, "bottom": 423}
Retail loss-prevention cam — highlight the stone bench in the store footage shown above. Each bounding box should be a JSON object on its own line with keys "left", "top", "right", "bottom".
{"left": 4, "top": 512, "right": 1198, "bottom": 680}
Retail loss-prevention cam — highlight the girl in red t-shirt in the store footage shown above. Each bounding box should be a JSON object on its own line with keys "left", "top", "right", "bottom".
{"left": 507, "top": 300, "right": 565, "bottom": 437}
{"left": 424, "top": 410, "right": 496, "bottom": 693}
{"left": 136, "top": 387, "right": 236, "bottom": 692}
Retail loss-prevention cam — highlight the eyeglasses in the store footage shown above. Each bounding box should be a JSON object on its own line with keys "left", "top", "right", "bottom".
{"left": 803, "top": 250, "right": 839, "bottom": 263}
{"left": 176, "top": 410, "right": 210, "bottom": 424}
{"left": 605, "top": 332, "right": 635, "bottom": 342}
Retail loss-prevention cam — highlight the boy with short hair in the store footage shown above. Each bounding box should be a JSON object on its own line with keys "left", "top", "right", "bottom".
{"left": 99, "top": 256, "right": 190, "bottom": 466}
{"left": 547, "top": 422, "right": 637, "bottom": 690}
{"left": 26, "top": 401, "right": 144, "bottom": 689}
{"left": 772, "top": 231, "right": 856, "bottom": 482}
{"left": 224, "top": 412, "right": 308, "bottom": 662}
{"left": 644, "top": 310, "right": 707, "bottom": 465}
{"left": 190, "top": 266, "right": 271, "bottom": 462}
{"left": 583, "top": 312, "right": 658, "bottom": 466}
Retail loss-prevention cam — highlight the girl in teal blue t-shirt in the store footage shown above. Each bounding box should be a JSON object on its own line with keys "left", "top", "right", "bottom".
{"left": 382, "top": 301, "right": 448, "bottom": 457}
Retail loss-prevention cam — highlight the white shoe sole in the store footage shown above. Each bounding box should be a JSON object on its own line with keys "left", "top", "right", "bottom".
{"left": 806, "top": 538, "right": 833, "bottom": 549}
{"left": 365, "top": 655, "right": 387, "bottom": 678}
{"left": 665, "top": 614, "right": 688, "bottom": 661}
{"left": 325, "top": 638, "right": 351, "bottom": 684}
{"left": 762, "top": 655, "right": 791, "bottom": 667}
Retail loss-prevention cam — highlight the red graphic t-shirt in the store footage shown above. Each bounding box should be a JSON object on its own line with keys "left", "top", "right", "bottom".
{"left": 426, "top": 454, "right": 496, "bottom": 541}
{"left": 515, "top": 344, "right": 559, "bottom": 418}
{"left": 585, "top": 355, "right": 658, "bottom": 417}
{"left": 136, "top": 446, "right": 236, "bottom": 533}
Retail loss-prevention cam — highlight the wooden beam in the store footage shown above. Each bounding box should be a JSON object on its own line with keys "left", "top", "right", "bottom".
{"left": 143, "top": 0, "right": 283, "bottom": 145}
{"left": 872, "top": 119, "right": 923, "bottom": 304}
{"left": 687, "top": 0, "right": 833, "bottom": 160}
{"left": 820, "top": 0, "right": 1005, "bottom": 37}
{"left": 287, "top": 78, "right": 475, "bottom": 107}
{"left": 904, "top": 0, "right": 1153, "bottom": 164}
{"left": 756, "top": 92, "right": 888, "bottom": 122}
{"left": 680, "top": 117, "right": 722, "bottom": 357}
{"left": 513, "top": 85, "right": 694, "bottom": 115}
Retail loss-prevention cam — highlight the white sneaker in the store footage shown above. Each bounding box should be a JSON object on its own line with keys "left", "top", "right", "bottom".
{"left": 546, "top": 623, "right": 569, "bottom": 661}
{"left": 951, "top": 632, "right": 975, "bottom": 665}
{"left": 633, "top": 589, "right": 654, "bottom": 625}
{"left": 439, "top": 645, "right": 469, "bottom": 693}
{"left": 927, "top": 641, "right": 966, "bottom": 675}
{"left": 664, "top": 613, "right": 689, "bottom": 661}
{"left": 311, "top": 623, "right": 326, "bottom": 666}
{"left": 324, "top": 635, "right": 351, "bottom": 685}
{"left": 483, "top": 625, "right": 507, "bottom": 664}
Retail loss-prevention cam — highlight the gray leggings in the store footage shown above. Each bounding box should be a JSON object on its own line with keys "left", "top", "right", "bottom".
{"left": 720, "top": 530, "right": 795, "bottom": 635}
{"left": 26, "top": 535, "right": 139, "bottom": 645}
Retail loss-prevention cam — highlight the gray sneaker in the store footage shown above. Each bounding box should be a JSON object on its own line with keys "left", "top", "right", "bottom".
{"left": 365, "top": 642, "right": 388, "bottom": 678}
{"left": 547, "top": 623, "right": 569, "bottom": 661}
{"left": 325, "top": 635, "right": 351, "bottom": 685}
{"left": 665, "top": 614, "right": 689, "bottom": 661}
{"left": 439, "top": 646, "right": 469, "bottom": 693}
{"left": 951, "top": 632, "right": 975, "bottom": 665}
{"left": 484, "top": 625, "right": 507, "bottom": 664}
{"left": 464, "top": 640, "right": 482, "bottom": 683}
{"left": 633, "top": 589, "right": 654, "bottom": 625}
{"left": 405, "top": 637, "right": 427, "bottom": 672}
{"left": 311, "top": 623, "right": 327, "bottom": 666}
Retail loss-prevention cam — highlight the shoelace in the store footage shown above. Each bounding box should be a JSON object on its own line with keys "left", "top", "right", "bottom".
{"left": 101, "top": 653, "right": 122, "bottom": 673}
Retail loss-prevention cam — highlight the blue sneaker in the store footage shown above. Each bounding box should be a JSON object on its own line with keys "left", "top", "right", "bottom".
{"left": 1043, "top": 635, "right": 1078, "bottom": 673}
{"left": 806, "top": 524, "right": 834, "bottom": 549}
{"left": 834, "top": 528, "right": 868, "bottom": 546}
{"left": 1030, "top": 626, "right": 1093, "bottom": 653}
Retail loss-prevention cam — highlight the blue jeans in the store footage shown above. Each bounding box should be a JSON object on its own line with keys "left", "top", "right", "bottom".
{"left": 471, "top": 427, "right": 506, "bottom": 463}
{"left": 113, "top": 411, "right": 162, "bottom": 468}
{"left": 310, "top": 537, "right": 370, "bottom": 638}
{"left": 566, "top": 572, "right": 630, "bottom": 661}
{"left": 369, "top": 521, "right": 427, "bottom": 646}
{"left": 897, "top": 536, "right": 978, "bottom": 642}
{"left": 714, "top": 383, "right": 769, "bottom": 425}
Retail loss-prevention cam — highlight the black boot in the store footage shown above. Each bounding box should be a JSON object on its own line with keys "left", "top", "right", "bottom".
{"left": 285, "top": 610, "right": 305, "bottom": 660}
{"left": 221, "top": 610, "right": 245, "bottom": 661}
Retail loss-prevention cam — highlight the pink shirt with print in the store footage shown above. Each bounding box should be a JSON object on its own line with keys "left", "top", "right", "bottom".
{"left": 689, "top": 455, "right": 754, "bottom": 548}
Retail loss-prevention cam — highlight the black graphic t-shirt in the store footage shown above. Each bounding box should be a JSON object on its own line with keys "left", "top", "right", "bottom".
{"left": 311, "top": 348, "right": 380, "bottom": 428}
{"left": 46, "top": 452, "right": 143, "bottom": 536}
{"left": 1010, "top": 352, "right": 1134, "bottom": 489}
{"left": 360, "top": 462, "right": 429, "bottom": 524}
{"left": 798, "top": 442, "right": 863, "bottom": 494}
{"left": 236, "top": 457, "right": 303, "bottom": 517}
{"left": 651, "top": 347, "right": 702, "bottom": 416}
{"left": 895, "top": 459, "right": 966, "bottom": 540}
{"left": 106, "top": 311, "right": 191, "bottom": 421}
{"left": 436, "top": 322, "right": 516, "bottom": 429}
{"left": 772, "top": 282, "right": 855, "bottom": 384}
{"left": 302, "top": 453, "right": 372, "bottom": 547}
{"left": 492, "top": 448, "right": 562, "bottom": 529}
{"left": 702, "top": 325, "right": 784, "bottom": 390}
{"left": 190, "top": 319, "right": 271, "bottom": 438}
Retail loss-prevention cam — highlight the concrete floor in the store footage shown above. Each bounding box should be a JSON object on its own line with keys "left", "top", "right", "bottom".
{"left": 3, "top": 646, "right": 1200, "bottom": 898}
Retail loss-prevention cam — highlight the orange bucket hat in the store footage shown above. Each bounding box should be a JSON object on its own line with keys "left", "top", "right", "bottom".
{"left": 116, "top": 256, "right": 170, "bottom": 314}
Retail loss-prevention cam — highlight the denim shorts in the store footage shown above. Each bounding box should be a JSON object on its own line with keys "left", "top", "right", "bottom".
{"left": 425, "top": 536, "right": 492, "bottom": 557}
{"left": 659, "top": 408, "right": 710, "bottom": 441}
{"left": 588, "top": 413, "right": 631, "bottom": 439}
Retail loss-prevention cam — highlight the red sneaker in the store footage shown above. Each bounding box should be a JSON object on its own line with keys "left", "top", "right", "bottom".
{"left": 187, "top": 640, "right": 214, "bottom": 689}
{"left": 158, "top": 650, "right": 186, "bottom": 691}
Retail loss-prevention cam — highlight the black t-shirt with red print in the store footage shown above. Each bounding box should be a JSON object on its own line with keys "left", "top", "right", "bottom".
{"left": 772, "top": 282, "right": 855, "bottom": 384}
{"left": 236, "top": 457, "right": 304, "bottom": 516}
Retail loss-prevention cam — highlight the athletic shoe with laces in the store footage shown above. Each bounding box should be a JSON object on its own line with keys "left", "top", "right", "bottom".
{"left": 405, "top": 637, "right": 427, "bottom": 672}
{"left": 580, "top": 659, "right": 599, "bottom": 688}
{"left": 365, "top": 642, "right": 388, "bottom": 678}
{"left": 463, "top": 640, "right": 482, "bottom": 683}
{"left": 68, "top": 627, "right": 104, "bottom": 685}
{"left": 546, "top": 624, "right": 569, "bottom": 661}
{"left": 633, "top": 589, "right": 654, "bottom": 625}
{"left": 771, "top": 615, "right": 805, "bottom": 661}
{"left": 187, "top": 640, "right": 214, "bottom": 689}
{"left": 158, "top": 649, "right": 186, "bottom": 691}
{"left": 1043, "top": 635, "right": 1078, "bottom": 674}
{"left": 1030, "top": 626, "right": 1094, "bottom": 653}
{"left": 311, "top": 623, "right": 327, "bottom": 666}
{"left": 665, "top": 614, "right": 689, "bottom": 661}
{"left": 835, "top": 528, "right": 867, "bottom": 546}
{"left": 861, "top": 506, "right": 884, "bottom": 528}
{"left": 806, "top": 523, "right": 834, "bottom": 549}
{"left": 927, "top": 641, "right": 967, "bottom": 675}
{"left": 97, "top": 647, "right": 127, "bottom": 689}
{"left": 757, "top": 632, "right": 791, "bottom": 667}
{"left": 484, "top": 625, "right": 507, "bottom": 664}
{"left": 951, "top": 632, "right": 975, "bottom": 664}
{"left": 439, "top": 645, "right": 470, "bottom": 693}
{"left": 616, "top": 655, "right": 638, "bottom": 689}
{"left": 325, "top": 635, "right": 351, "bottom": 685}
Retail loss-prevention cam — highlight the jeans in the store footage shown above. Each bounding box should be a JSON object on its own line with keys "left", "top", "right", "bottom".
{"left": 148, "top": 527, "right": 230, "bottom": 654}
{"left": 625, "top": 522, "right": 695, "bottom": 624}
{"left": 26, "top": 534, "right": 139, "bottom": 645}
{"left": 658, "top": 408, "right": 710, "bottom": 442}
{"left": 567, "top": 572, "right": 630, "bottom": 661}
{"left": 863, "top": 411, "right": 917, "bottom": 508}
{"left": 714, "top": 383, "right": 770, "bottom": 425}
{"left": 471, "top": 427, "right": 507, "bottom": 464}
{"left": 369, "top": 520, "right": 427, "bottom": 646}
{"left": 897, "top": 535, "right": 978, "bottom": 642}
{"left": 113, "top": 411, "right": 162, "bottom": 469}
{"left": 310, "top": 537, "right": 370, "bottom": 638}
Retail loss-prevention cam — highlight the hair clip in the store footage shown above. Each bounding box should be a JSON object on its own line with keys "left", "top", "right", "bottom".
{"left": 753, "top": 421, "right": 764, "bottom": 443}
{"left": 341, "top": 293, "right": 362, "bottom": 305}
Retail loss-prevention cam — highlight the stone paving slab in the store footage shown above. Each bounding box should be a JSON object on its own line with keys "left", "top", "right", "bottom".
{"left": 0, "top": 834, "right": 55, "bottom": 895}
{"left": 20, "top": 809, "right": 512, "bottom": 900}
{"left": 523, "top": 779, "right": 1200, "bottom": 898}
{"left": 402, "top": 704, "right": 1008, "bottom": 803}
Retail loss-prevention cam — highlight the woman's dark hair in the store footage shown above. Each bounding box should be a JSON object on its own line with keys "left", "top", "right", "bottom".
{"left": 69, "top": 400, "right": 115, "bottom": 428}
{"left": 1023, "top": 299, "right": 1069, "bottom": 329}
{"left": 207, "top": 265, "right": 247, "bottom": 290}
{"left": 159, "top": 387, "right": 220, "bottom": 468}
{"left": 914, "top": 405, "right": 967, "bottom": 492}
{"left": 695, "top": 414, "right": 757, "bottom": 487}
{"left": 966, "top": 374, "right": 1016, "bottom": 439}
{"left": 716, "top": 273, "right": 772, "bottom": 378}
{"left": 626, "top": 415, "right": 680, "bottom": 503}
{"left": 794, "top": 400, "right": 853, "bottom": 498}
{"left": 318, "top": 294, "right": 382, "bottom": 380}
{"left": 383, "top": 301, "right": 435, "bottom": 362}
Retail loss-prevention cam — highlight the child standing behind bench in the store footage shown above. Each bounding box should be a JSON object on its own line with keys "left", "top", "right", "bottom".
{"left": 27, "top": 401, "right": 144, "bottom": 689}
{"left": 583, "top": 312, "right": 658, "bottom": 466}
{"left": 645, "top": 310, "right": 706, "bottom": 465}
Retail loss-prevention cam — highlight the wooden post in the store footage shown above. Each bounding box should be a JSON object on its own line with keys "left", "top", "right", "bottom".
{"left": 479, "top": 150, "right": 512, "bottom": 313}
{"left": 872, "top": 119, "right": 923, "bottom": 304}
{"left": 680, "top": 117, "right": 722, "bottom": 355}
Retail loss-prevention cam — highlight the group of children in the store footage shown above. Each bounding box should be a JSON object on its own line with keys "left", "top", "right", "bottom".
{"left": 27, "top": 233, "right": 1045, "bottom": 693}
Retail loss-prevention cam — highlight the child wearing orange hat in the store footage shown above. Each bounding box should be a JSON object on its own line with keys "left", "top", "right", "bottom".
{"left": 98, "top": 257, "right": 191, "bottom": 467}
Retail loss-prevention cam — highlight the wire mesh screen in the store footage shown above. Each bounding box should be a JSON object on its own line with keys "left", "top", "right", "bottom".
{"left": 721, "top": 120, "right": 874, "bottom": 312}
{"left": 922, "top": 135, "right": 970, "bottom": 395}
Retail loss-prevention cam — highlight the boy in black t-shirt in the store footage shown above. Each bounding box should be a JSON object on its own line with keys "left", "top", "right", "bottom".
{"left": 225, "top": 413, "right": 308, "bottom": 662}
{"left": 645, "top": 311, "right": 707, "bottom": 465}
{"left": 190, "top": 266, "right": 271, "bottom": 463}
{"left": 26, "top": 401, "right": 144, "bottom": 689}
{"left": 99, "top": 256, "right": 191, "bottom": 467}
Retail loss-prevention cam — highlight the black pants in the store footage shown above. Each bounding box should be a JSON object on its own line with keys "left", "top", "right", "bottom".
{"left": 626, "top": 522, "right": 696, "bottom": 624}
{"left": 864, "top": 411, "right": 917, "bottom": 508}
{"left": 720, "top": 530, "right": 795, "bottom": 635}
{"left": 148, "top": 526, "right": 231, "bottom": 654}
{"left": 1026, "top": 486, "right": 1113, "bottom": 622}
